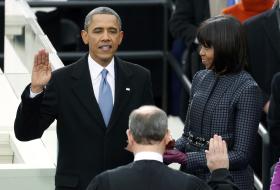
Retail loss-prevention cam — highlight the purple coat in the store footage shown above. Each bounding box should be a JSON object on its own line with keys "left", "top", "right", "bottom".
{"left": 271, "top": 159, "right": 280, "bottom": 190}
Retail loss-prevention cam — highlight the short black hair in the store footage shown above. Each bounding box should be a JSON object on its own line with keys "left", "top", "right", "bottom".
{"left": 84, "top": 7, "right": 122, "bottom": 31}
{"left": 197, "top": 15, "right": 247, "bottom": 75}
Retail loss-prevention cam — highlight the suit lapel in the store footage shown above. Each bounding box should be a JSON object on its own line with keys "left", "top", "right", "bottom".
{"left": 107, "top": 57, "right": 132, "bottom": 132}
{"left": 262, "top": 9, "right": 280, "bottom": 62}
{"left": 71, "top": 55, "right": 105, "bottom": 129}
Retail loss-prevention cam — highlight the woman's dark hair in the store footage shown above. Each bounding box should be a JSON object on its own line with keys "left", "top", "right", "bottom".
{"left": 197, "top": 15, "right": 247, "bottom": 75}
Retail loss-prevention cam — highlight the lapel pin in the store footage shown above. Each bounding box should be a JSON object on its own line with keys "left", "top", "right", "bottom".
{"left": 125, "top": 88, "right": 130, "bottom": 91}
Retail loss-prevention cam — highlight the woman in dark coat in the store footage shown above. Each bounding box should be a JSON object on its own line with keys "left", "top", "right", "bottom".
{"left": 164, "top": 15, "right": 264, "bottom": 190}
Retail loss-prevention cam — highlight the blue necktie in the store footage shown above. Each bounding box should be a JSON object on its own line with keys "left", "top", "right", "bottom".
{"left": 98, "top": 69, "right": 113, "bottom": 126}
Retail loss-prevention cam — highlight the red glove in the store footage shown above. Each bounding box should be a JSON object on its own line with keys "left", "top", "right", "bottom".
{"left": 163, "top": 149, "right": 187, "bottom": 165}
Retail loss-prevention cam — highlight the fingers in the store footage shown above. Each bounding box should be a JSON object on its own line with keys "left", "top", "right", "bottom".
{"left": 213, "top": 135, "right": 218, "bottom": 152}
{"left": 216, "top": 135, "right": 223, "bottom": 153}
{"left": 222, "top": 140, "right": 228, "bottom": 156}
{"left": 208, "top": 136, "right": 214, "bottom": 153}
{"left": 39, "top": 49, "right": 48, "bottom": 65}
{"left": 207, "top": 134, "right": 227, "bottom": 155}
{"left": 34, "top": 50, "right": 52, "bottom": 78}
{"left": 45, "top": 50, "right": 49, "bottom": 66}
{"left": 34, "top": 49, "right": 50, "bottom": 67}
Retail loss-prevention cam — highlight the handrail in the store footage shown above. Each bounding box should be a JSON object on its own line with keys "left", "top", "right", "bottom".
{"left": 258, "top": 123, "right": 271, "bottom": 190}
{"left": 166, "top": 52, "right": 191, "bottom": 94}
{"left": 57, "top": 51, "right": 165, "bottom": 62}
{"left": 28, "top": 0, "right": 170, "bottom": 7}
{"left": 166, "top": 52, "right": 271, "bottom": 190}
{"left": 254, "top": 173, "right": 263, "bottom": 190}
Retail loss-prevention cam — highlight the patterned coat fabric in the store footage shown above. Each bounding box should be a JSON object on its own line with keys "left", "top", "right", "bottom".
{"left": 176, "top": 69, "right": 263, "bottom": 190}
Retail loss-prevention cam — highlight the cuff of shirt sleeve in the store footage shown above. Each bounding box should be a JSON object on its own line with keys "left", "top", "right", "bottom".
{"left": 29, "top": 87, "right": 43, "bottom": 98}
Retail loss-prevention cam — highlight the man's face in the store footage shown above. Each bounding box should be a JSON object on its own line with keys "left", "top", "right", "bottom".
{"left": 81, "top": 14, "right": 123, "bottom": 66}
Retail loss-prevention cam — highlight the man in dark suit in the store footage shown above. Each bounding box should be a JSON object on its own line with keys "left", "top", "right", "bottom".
{"left": 170, "top": 0, "right": 210, "bottom": 47}
{"left": 87, "top": 105, "right": 239, "bottom": 190}
{"left": 243, "top": 2, "right": 280, "bottom": 176}
{"left": 14, "top": 7, "right": 154, "bottom": 190}
{"left": 243, "top": 1, "right": 280, "bottom": 112}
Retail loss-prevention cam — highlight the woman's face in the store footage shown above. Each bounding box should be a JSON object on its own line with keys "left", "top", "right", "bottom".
{"left": 199, "top": 45, "right": 214, "bottom": 69}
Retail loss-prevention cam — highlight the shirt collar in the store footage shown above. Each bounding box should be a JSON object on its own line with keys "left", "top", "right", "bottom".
{"left": 134, "top": 152, "right": 163, "bottom": 163}
{"left": 88, "top": 55, "right": 115, "bottom": 80}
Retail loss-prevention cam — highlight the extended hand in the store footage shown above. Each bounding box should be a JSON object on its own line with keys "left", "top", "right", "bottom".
{"left": 31, "top": 49, "right": 52, "bottom": 93}
{"left": 205, "top": 135, "right": 229, "bottom": 172}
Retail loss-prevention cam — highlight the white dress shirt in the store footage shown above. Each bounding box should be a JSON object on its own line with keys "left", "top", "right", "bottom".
{"left": 134, "top": 151, "right": 163, "bottom": 163}
{"left": 88, "top": 55, "right": 115, "bottom": 104}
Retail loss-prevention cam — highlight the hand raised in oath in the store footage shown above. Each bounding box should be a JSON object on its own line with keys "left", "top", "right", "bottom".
{"left": 31, "top": 49, "right": 52, "bottom": 93}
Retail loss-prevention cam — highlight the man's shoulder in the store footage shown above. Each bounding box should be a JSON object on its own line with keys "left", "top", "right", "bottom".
{"left": 166, "top": 166, "right": 205, "bottom": 182}
{"left": 116, "top": 57, "right": 150, "bottom": 75}
{"left": 51, "top": 55, "right": 87, "bottom": 78}
{"left": 244, "top": 8, "right": 274, "bottom": 27}
{"left": 92, "top": 162, "right": 209, "bottom": 190}
{"left": 101, "top": 161, "right": 203, "bottom": 181}
{"left": 161, "top": 166, "right": 210, "bottom": 189}
{"left": 97, "top": 162, "right": 134, "bottom": 179}
{"left": 272, "top": 72, "right": 280, "bottom": 87}
{"left": 271, "top": 73, "right": 280, "bottom": 98}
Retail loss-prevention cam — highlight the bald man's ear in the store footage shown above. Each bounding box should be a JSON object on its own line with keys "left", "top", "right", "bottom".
{"left": 164, "top": 129, "right": 175, "bottom": 149}
{"left": 126, "top": 129, "right": 133, "bottom": 143}
{"left": 126, "top": 129, "right": 134, "bottom": 153}
{"left": 126, "top": 129, "right": 130, "bottom": 138}
{"left": 163, "top": 129, "right": 171, "bottom": 146}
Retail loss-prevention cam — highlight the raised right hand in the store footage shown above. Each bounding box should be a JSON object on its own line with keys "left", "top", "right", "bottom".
{"left": 205, "top": 135, "right": 229, "bottom": 172}
{"left": 31, "top": 49, "right": 52, "bottom": 93}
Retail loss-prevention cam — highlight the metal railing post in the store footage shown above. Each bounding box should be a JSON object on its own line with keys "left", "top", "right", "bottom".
{"left": 258, "top": 123, "right": 272, "bottom": 190}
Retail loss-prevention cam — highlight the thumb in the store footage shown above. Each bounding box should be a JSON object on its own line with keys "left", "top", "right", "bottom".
{"left": 205, "top": 150, "right": 210, "bottom": 159}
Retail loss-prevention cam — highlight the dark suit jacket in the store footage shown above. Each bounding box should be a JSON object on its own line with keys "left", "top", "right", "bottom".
{"left": 268, "top": 72, "right": 280, "bottom": 160}
{"left": 244, "top": 8, "right": 280, "bottom": 99}
{"left": 176, "top": 70, "right": 263, "bottom": 190}
{"left": 14, "top": 55, "right": 154, "bottom": 190}
{"left": 86, "top": 160, "right": 239, "bottom": 190}
{"left": 169, "top": 0, "right": 210, "bottom": 46}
